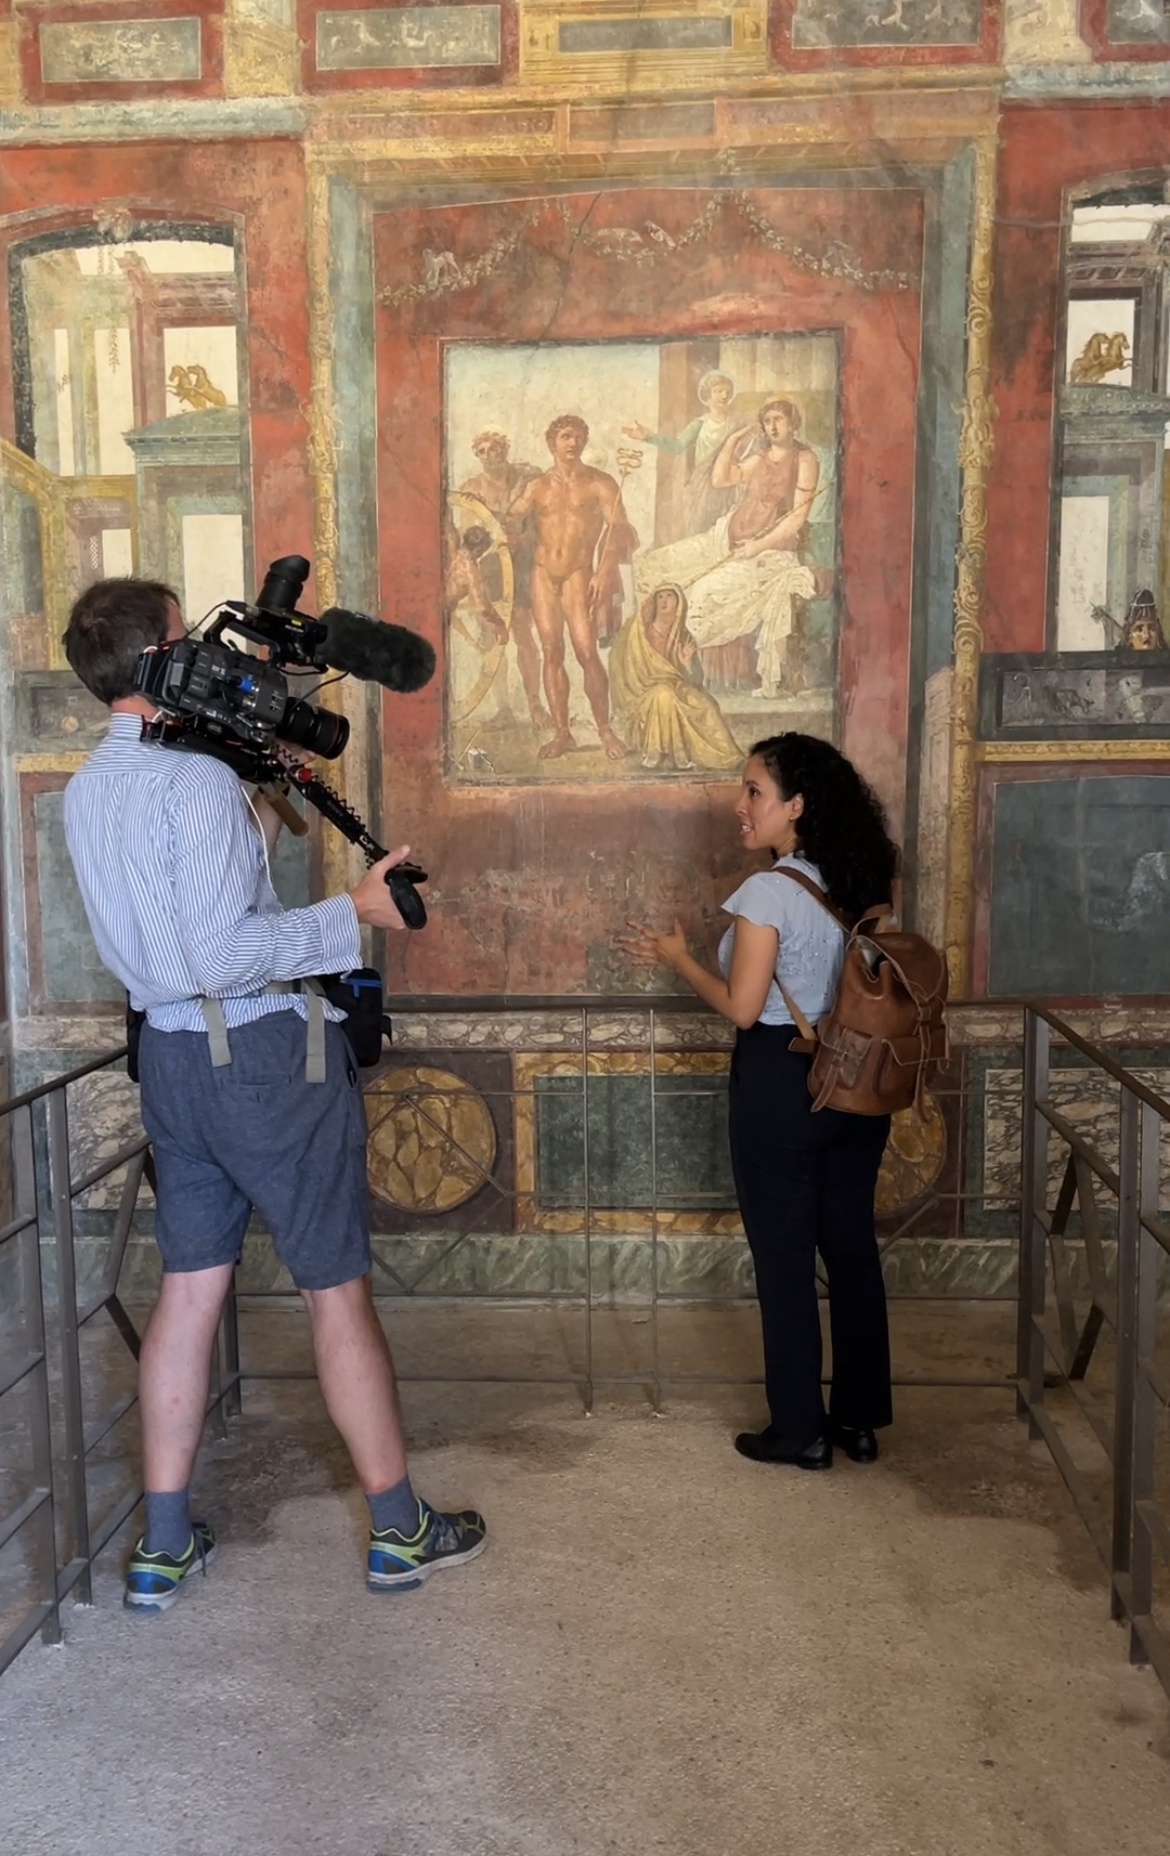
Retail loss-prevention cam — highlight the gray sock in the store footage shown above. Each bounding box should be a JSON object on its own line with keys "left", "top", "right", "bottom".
{"left": 367, "top": 1475, "right": 422, "bottom": 1538}
{"left": 144, "top": 1488, "right": 192, "bottom": 1559}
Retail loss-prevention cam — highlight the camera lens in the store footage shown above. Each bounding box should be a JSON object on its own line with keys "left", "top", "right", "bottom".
{"left": 277, "top": 697, "right": 349, "bottom": 759}
{"left": 257, "top": 555, "right": 310, "bottom": 617}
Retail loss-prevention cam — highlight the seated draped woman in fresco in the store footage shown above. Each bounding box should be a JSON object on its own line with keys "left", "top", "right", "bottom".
{"left": 609, "top": 584, "right": 742, "bottom": 773}
{"left": 632, "top": 398, "right": 819, "bottom": 701}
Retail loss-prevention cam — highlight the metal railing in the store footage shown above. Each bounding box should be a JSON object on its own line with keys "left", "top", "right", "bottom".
{"left": 1018, "top": 1006, "right": 1170, "bottom": 1693}
{"left": 0, "top": 1045, "right": 152, "bottom": 1678}
{"left": 215, "top": 994, "right": 1012, "bottom": 1416}
{"left": 1, "top": 998, "right": 1167, "bottom": 1698}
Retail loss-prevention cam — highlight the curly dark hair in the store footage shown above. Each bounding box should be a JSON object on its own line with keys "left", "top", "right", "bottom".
{"left": 749, "top": 732, "right": 899, "bottom": 924}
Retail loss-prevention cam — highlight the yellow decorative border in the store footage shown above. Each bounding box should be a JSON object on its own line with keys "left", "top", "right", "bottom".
{"left": 977, "top": 740, "right": 1170, "bottom": 763}
{"left": 0, "top": 442, "right": 139, "bottom": 671}
{"left": 512, "top": 1048, "right": 743, "bottom": 1236}
{"left": 520, "top": 0, "right": 768, "bottom": 90}
{"left": 944, "top": 138, "right": 998, "bottom": 998}
{"left": 223, "top": 20, "right": 300, "bottom": 98}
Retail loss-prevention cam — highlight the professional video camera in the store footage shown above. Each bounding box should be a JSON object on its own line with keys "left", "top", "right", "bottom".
{"left": 134, "top": 555, "right": 435, "bottom": 928}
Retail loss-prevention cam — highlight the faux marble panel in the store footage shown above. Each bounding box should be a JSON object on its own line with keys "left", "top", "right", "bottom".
{"left": 66, "top": 1070, "right": 149, "bottom": 1214}
{"left": 32, "top": 791, "right": 123, "bottom": 1007}
{"left": 978, "top": 1059, "right": 1170, "bottom": 1224}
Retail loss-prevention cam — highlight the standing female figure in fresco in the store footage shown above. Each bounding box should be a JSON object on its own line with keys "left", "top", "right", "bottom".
{"left": 609, "top": 584, "right": 741, "bottom": 772}
{"left": 617, "top": 733, "right": 898, "bottom": 1468}
{"left": 622, "top": 370, "right": 741, "bottom": 538}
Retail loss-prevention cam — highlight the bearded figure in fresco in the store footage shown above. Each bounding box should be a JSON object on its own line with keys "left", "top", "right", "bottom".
{"left": 633, "top": 399, "right": 820, "bottom": 701}
{"left": 609, "top": 585, "right": 742, "bottom": 773}
{"left": 459, "top": 429, "right": 550, "bottom": 732}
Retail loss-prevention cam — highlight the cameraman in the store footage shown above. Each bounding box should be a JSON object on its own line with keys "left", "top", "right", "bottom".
{"left": 61, "top": 577, "right": 486, "bottom": 1613}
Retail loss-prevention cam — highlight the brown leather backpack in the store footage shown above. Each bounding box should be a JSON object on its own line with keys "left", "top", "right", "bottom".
{"left": 773, "top": 867, "right": 949, "bottom": 1117}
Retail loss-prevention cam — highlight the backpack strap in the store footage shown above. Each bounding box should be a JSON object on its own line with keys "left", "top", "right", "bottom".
{"left": 771, "top": 866, "right": 895, "bottom": 934}
{"left": 767, "top": 868, "right": 836, "bottom": 1046}
{"left": 770, "top": 864, "right": 850, "bottom": 929}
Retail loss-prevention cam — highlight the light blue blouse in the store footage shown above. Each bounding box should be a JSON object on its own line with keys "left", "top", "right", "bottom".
{"left": 717, "top": 854, "right": 846, "bottom": 1028}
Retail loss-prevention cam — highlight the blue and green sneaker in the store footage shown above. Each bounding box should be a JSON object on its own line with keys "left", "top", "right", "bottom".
{"left": 367, "top": 1502, "right": 487, "bottom": 1593}
{"left": 123, "top": 1521, "right": 217, "bottom": 1614}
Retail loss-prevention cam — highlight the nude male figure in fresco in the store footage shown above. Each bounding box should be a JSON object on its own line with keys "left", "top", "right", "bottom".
{"left": 506, "top": 414, "right": 627, "bottom": 762}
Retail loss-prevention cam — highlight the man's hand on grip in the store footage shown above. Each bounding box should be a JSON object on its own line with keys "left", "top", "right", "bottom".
{"left": 349, "top": 846, "right": 411, "bottom": 930}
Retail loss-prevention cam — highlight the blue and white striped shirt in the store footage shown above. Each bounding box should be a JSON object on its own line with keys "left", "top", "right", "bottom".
{"left": 63, "top": 714, "right": 361, "bottom": 1033}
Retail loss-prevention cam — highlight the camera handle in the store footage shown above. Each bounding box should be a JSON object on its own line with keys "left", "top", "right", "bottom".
{"left": 140, "top": 718, "right": 429, "bottom": 930}
{"left": 286, "top": 767, "right": 428, "bottom": 931}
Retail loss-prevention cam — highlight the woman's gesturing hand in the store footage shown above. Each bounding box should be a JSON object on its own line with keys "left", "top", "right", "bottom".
{"left": 615, "top": 918, "right": 688, "bottom": 972}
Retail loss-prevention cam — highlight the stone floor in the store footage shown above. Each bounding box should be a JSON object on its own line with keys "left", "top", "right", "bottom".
{"left": 0, "top": 1299, "right": 1167, "bottom": 1856}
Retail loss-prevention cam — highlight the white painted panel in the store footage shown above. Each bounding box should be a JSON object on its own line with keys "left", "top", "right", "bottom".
{"left": 1057, "top": 495, "right": 1112, "bottom": 650}
{"left": 54, "top": 327, "right": 75, "bottom": 477}
{"left": 95, "top": 326, "right": 136, "bottom": 474}
{"left": 101, "top": 529, "right": 134, "bottom": 577}
{"left": 182, "top": 513, "right": 244, "bottom": 630}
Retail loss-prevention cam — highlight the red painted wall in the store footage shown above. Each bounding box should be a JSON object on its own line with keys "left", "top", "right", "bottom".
{"left": 987, "top": 101, "right": 1170, "bottom": 654}
{"left": 374, "top": 184, "right": 923, "bottom": 993}
{"left": 0, "top": 139, "right": 314, "bottom": 594}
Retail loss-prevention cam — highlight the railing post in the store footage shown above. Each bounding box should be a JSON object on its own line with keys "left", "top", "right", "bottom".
{"left": 581, "top": 1004, "right": 593, "bottom": 1416}
{"left": 1111, "top": 1087, "right": 1140, "bottom": 1624}
{"left": 12, "top": 1104, "right": 62, "bottom": 1647}
{"left": 1017, "top": 1008, "right": 1049, "bottom": 1435}
{"left": 648, "top": 1005, "right": 661, "bottom": 1416}
{"left": 1127, "top": 1098, "right": 1161, "bottom": 1663}
{"left": 45, "top": 1087, "right": 93, "bottom": 1603}
{"left": 222, "top": 1271, "right": 242, "bottom": 1417}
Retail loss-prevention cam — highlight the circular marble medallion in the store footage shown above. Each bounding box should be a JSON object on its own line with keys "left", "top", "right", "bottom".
{"left": 365, "top": 1066, "right": 497, "bottom": 1214}
{"left": 875, "top": 1088, "right": 946, "bottom": 1215}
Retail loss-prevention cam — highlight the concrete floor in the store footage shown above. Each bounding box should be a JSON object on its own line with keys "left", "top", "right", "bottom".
{"left": 0, "top": 1301, "right": 1167, "bottom": 1856}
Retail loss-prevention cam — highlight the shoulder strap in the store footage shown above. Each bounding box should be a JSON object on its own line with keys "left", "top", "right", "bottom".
{"left": 767, "top": 867, "right": 836, "bottom": 1043}
{"left": 770, "top": 864, "right": 851, "bottom": 931}
{"left": 771, "top": 866, "right": 894, "bottom": 934}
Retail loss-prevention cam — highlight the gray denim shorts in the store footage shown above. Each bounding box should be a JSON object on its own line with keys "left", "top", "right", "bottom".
{"left": 137, "top": 1009, "right": 372, "bottom": 1289}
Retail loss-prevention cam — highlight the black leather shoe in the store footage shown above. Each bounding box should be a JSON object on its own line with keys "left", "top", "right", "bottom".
{"left": 734, "top": 1429, "right": 833, "bottom": 1469}
{"left": 830, "top": 1423, "right": 879, "bottom": 1463}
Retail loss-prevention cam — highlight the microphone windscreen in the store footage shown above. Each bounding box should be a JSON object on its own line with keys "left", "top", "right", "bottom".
{"left": 318, "top": 607, "right": 435, "bottom": 694}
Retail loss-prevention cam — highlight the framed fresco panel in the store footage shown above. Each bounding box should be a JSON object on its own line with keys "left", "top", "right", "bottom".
{"left": 442, "top": 332, "right": 839, "bottom": 784}
{"left": 371, "top": 180, "right": 923, "bottom": 994}
{"left": 298, "top": 0, "right": 518, "bottom": 87}
{"left": 18, "top": 0, "right": 225, "bottom": 103}
{"left": 974, "top": 765, "right": 1170, "bottom": 998}
{"left": 1081, "top": 0, "right": 1170, "bottom": 58}
{"left": 771, "top": 0, "right": 998, "bottom": 65}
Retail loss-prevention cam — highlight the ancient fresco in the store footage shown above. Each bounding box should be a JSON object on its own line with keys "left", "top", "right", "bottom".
{"left": 442, "top": 333, "right": 839, "bottom": 782}
{"left": 1053, "top": 201, "right": 1170, "bottom": 650}
{"left": 9, "top": 230, "right": 248, "bottom": 640}
{"left": 1104, "top": 0, "right": 1170, "bottom": 44}
{"left": 988, "top": 777, "right": 1170, "bottom": 995}
{"left": 790, "top": 0, "right": 984, "bottom": 47}
{"left": 316, "top": 4, "right": 501, "bottom": 67}
{"left": 37, "top": 18, "right": 205, "bottom": 84}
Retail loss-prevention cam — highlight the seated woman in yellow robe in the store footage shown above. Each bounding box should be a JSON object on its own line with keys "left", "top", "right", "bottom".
{"left": 610, "top": 585, "right": 742, "bottom": 773}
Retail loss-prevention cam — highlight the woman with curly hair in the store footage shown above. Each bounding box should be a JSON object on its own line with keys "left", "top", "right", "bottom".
{"left": 618, "top": 732, "right": 899, "bottom": 1468}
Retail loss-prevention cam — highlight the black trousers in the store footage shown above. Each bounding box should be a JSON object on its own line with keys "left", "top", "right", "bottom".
{"left": 728, "top": 1021, "right": 892, "bottom": 1444}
